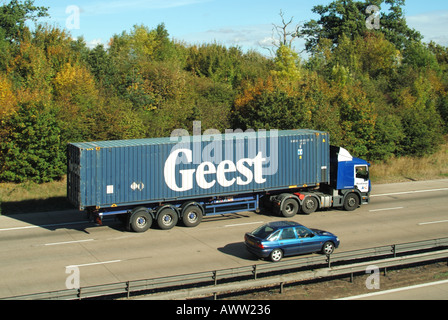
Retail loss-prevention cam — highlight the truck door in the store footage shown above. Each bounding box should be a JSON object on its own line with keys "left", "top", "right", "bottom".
{"left": 355, "top": 165, "right": 369, "bottom": 193}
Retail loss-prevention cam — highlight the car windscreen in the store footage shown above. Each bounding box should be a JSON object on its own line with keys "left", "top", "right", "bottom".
{"left": 251, "top": 225, "right": 276, "bottom": 239}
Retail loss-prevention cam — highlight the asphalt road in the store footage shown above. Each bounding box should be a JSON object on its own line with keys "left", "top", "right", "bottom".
{"left": 0, "top": 179, "right": 447, "bottom": 298}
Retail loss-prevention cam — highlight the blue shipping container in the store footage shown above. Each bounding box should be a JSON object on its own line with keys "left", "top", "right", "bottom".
{"left": 67, "top": 129, "right": 330, "bottom": 210}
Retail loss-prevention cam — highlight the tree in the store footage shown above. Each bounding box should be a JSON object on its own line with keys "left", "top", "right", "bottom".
{"left": 263, "top": 10, "right": 302, "bottom": 56}
{"left": 0, "top": 0, "right": 48, "bottom": 42}
{"left": 0, "top": 102, "right": 65, "bottom": 183}
{"left": 333, "top": 83, "right": 377, "bottom": 158}
{"left": 330, "top": 32, "right": 401, "bottom": 81}
{"left": 300, "top": 0, "right": 421, "bottom": 52}
{"left": 395, "top": 74, "right": 444, "bottom": 156}
{"left": 271, "top": 45, "right": 301, "bottom": 82}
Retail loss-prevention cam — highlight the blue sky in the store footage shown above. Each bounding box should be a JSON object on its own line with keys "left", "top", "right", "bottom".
{"left": 33, "top": 0, "right": 448, "bottom": 54}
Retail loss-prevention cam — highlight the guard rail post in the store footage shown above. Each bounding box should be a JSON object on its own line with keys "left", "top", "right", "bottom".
{"left": 253, "top": 265, "right": 257, "bottom": 280}
{"left": 126, "top": 281, "right": 130, "bottom": 299}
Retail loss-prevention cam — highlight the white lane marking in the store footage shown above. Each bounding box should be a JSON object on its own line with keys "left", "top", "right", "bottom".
{"left": 44, "top": 239, "right": 94, "bottom": 246}
{"left": 371, "top": 188, "right": 448, "bottom": 197}
{"left": 0, "top": 221, "right": 89, "bottom": 232}
{"left": 369, "top": 207, "right": 404, "bottom": 212}
{"left": 337, "top": 279, "right": 448, "bottom": 300}
{"left": 66, "top": 260, "right": 122, "bottom": 268}
{"left": 418, "top": 220, "right": 448, "bottom": 226}
{"left": 224, "top": 221, "right": 264, "bottom": 228}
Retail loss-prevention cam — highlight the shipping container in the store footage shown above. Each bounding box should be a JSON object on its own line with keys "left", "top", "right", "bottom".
{"left": 67, "top": 129, "right": 329, "bottom": 210}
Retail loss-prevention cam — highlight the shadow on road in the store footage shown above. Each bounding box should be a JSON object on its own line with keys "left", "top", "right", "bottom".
{"left": 1, "top": 197, "right": 73, "bottom": 215}
{"left": 218, "top": 242, "right": 260, "bottom": 261}
{"left": 0, "top": 198, "right": 128, "bottom": 234}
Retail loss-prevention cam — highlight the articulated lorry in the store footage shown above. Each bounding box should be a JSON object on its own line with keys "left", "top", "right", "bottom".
{"left": 67, "top": 129, "right": 370, "bottom": 232}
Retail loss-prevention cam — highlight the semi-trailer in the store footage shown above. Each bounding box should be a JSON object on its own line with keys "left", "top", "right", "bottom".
{"left": 67, "top": 129, "right": 370, "bottom": 232}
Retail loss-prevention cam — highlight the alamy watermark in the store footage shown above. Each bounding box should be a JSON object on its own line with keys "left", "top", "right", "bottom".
{"left": 365, "top": 265, "right": 381, "bottom": 290}
{"left": 65, "top": 266, "right": 80, "bottom": 290}
{"left": 366, "top": 5, "right": 381, "bottom": 30}
{"left": 66, "top": 5, "right": 81, "bottom": 30}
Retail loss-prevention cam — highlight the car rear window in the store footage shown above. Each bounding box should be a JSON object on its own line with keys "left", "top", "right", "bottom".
{"left": 251, "top": 225, "right": 276, "bottom": 239}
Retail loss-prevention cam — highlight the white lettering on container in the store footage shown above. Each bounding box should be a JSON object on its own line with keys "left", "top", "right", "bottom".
{"left": 164, "top": 149, "right": 267, "bottom": 192}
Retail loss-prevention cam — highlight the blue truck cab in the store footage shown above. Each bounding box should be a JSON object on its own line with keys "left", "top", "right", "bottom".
{"left": 329, "top": 146, "right": 371, "bottom": 209}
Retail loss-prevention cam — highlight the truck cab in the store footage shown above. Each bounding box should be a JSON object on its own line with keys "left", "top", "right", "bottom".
{"left": 330, "top": 146, "right": 371, "bottom": 207}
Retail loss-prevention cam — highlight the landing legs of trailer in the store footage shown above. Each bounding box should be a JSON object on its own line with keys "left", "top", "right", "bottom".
{"left": 86, "top": 208, "right": 103, "bottom": 226}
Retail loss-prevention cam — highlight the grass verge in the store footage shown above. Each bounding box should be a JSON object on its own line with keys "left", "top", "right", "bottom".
{"left": 0, "top": 176, "right": 72, "bottom": 215}
{"left": 370, "top": 143, "right": 448, "bottom": 184}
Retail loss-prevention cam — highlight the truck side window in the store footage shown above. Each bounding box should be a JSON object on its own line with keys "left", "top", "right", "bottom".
{"left": 356, "top": 166, "right": 369, "bottom": 181}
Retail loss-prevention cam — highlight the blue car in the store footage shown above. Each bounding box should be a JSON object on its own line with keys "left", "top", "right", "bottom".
{"left": 245, "top": 221, "right": 340, "bottom": 262}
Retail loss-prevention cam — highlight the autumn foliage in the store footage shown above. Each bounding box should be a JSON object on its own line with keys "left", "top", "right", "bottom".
{"left": 0, "top": 0, "right": 447, "bottom": 183}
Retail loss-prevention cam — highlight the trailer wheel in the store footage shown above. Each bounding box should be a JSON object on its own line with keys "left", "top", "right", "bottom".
{"left": 343, "top": 193, "right": 359, "bottom": 211}
{"left": 157, "top": 208, "right": 178, "bottom": 230}
{"left": 182, "top": 205, "right": 203, "bottom": 228}
{"left": 281, "top": 198, "right": 299, "bottom": 217}
{"left": 301, "top": 196, "right": 318, "bottom": 215}
{"left": 129, "top": 208, "right": 152, "bottom": 233}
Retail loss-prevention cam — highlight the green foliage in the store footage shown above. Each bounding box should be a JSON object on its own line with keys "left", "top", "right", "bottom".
{"left": 0, "top": 0, "right": 48, "bottom": 42}
{"left": 272, "top": 45, "right": 301, "bottom": 82}
{"left": 0, "top": 102, "right": 65, "bottom": 183}
{"left": 301, "top": 0, "right": 422, "bottom": 52}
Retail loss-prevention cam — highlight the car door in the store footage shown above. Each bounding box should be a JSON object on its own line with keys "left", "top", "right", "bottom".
{"left": 295, "top": 226, "right": 322, "bottom": 254}
{"left": 278, "top": 227, "right": 299, "bottom": 256}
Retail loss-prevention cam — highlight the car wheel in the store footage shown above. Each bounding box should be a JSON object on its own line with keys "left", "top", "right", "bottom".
{"left": 321, "top": 241, "right": 335, "bottom": 255}
{"left": 269, "top": 249, "right": 283, "bottom": 262}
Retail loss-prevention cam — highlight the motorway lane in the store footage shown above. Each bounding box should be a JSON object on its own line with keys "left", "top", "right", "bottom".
{"left": 0, "top": 179, "right": 447, "bottom": 298}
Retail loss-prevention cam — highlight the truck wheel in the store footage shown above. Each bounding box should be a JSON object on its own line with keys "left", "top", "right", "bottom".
{"left": 281, "top": 198, "right": 299, "bottom": 217}
{"left": 182, "top": 205, "right": 203, "bottom": 227}
{"left": 301, "top": 196, "right": 318, "bottom": 215}
{"left": 343, "top": 193, "right": 359, "bottom": 211}
{"left": 130, "top": 208, "right": 152, "bottom": 233}
{"left": 157, "top": 208, "right": 178, "bottom": 230}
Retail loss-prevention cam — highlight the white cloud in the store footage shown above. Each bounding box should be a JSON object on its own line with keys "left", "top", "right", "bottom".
{"left": 407, "top": 10, "right": 448, "bottom": 46}
{"left": 86, "top": 38, "right": 106, "bottom": 49}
